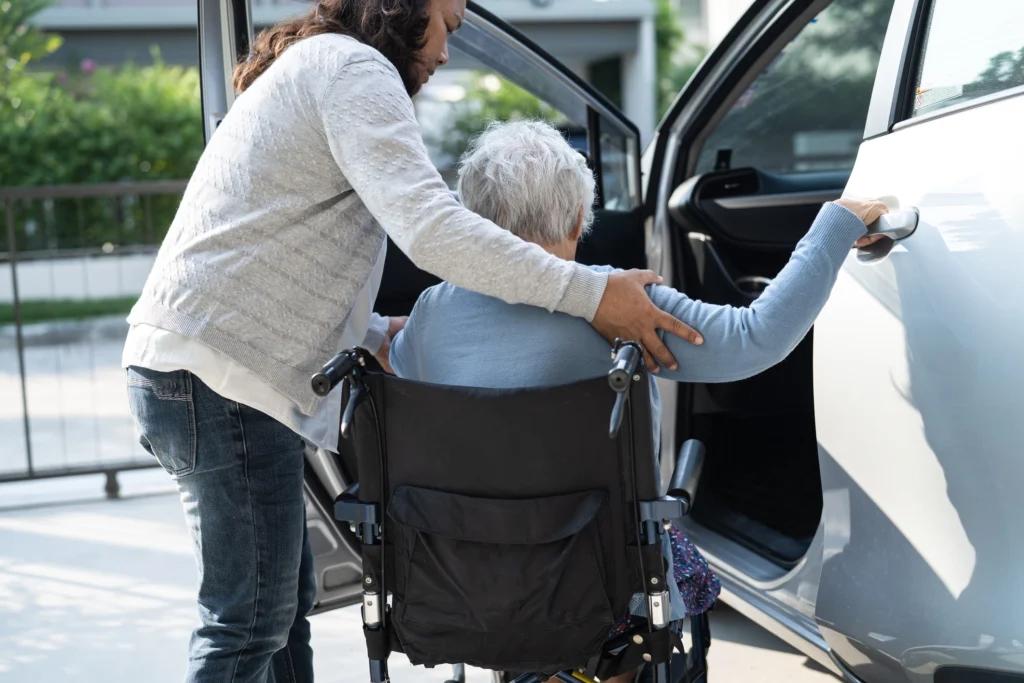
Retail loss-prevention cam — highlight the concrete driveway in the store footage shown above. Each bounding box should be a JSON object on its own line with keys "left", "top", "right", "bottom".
{"left": 0, "top": 472, "right": 837, "bottom": 683}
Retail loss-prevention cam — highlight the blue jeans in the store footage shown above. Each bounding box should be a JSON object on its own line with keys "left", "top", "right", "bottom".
{"left": 127, "top": 366, "right": 316, "bottom": 683}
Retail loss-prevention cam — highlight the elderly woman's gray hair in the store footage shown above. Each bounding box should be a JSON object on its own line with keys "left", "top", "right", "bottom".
{"left": 456, "top": 120, "right": 596, "bottom": 246}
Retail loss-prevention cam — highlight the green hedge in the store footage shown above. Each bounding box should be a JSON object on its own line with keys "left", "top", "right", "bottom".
{"left": 1, "top": 50, "right": 203, "bottom": 252}
{"left": 1, "top": 51, "right": 202, "bottom": 186}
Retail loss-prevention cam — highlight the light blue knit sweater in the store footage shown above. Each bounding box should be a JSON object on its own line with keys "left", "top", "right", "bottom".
{"left": 391, "top": 202, "right": 867, "bottom": 436}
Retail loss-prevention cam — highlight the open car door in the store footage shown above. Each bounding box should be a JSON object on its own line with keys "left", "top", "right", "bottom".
{"left": 640, "top": 0, "right": 895, "bottom": 673}
{"left": 197, "top": 0, "right": 647, "bottom": 613}
{"left": 812, "top": 0, "right": 1024, "bottom": 680}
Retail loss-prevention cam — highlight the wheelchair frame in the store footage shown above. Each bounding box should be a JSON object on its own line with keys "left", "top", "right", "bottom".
{"left": 314, "top": 341, "right": 711, "bottom": 683}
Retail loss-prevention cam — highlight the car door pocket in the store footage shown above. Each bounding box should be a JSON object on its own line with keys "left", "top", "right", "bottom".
{"left": 688, "top": 234, "right": 767, "bottom": 306}
{"left": 734, "top": 275, "right": 772, "bottom": 299}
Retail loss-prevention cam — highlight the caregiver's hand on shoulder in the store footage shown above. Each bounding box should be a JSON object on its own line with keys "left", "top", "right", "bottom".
{"left": 834, "top": 198, "right": 890, "bottom": 248}
{"left": 374, "top": 316, "right": 407, "bottom": 375}
{"left": 593, "top": 270, "right": 704, "bottom": 373}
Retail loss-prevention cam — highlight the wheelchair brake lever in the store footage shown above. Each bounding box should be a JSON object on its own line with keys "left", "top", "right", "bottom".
{"left": 609, "top": 393, "right": 628, "bottom": 439}
{"left": 608, "top": 340, "right": 643, "bottom": 438}
{"left": 340, "top": 376, "right": 366, "bottom": 439}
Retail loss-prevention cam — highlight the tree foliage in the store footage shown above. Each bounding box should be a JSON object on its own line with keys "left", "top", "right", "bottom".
{"left": 1, "top": 47, "right": 202, "bottom": 187}
{"left": 693, "top": 0, "right": 894, "bottom": 174}
{"left": 0, "top": 0, "right": 62, "bottom": 93}
{"left": 1, "top": 0, "right": 202, "bottom": 252}
{"left": 424, "top": 73, "right": 567, "bottom": 164}
{"left": 655, "top": 0, "right": 705, "bottom": 117}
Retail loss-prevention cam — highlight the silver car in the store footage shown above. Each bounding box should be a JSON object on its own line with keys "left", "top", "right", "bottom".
{"left": 197, "top": 0, "right": 1024, "bottom": 681}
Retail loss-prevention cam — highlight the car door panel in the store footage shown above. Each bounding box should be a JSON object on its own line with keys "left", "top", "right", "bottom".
{"left": 640, "top": 0, "right": 897, "bottom": 661}
{"left": 813, "top": 91, "right": 1024, "bottom": 680}
{"left": 304, "top": 449, "right": 363, "bottom": 614}
{"left": 671, "top": 169, "right": 847, "bottom": 249}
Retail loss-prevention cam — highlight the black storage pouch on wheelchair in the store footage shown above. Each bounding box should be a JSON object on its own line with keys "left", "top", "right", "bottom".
{"left": 387, "top": 485, "right": 617, "bottom": 671}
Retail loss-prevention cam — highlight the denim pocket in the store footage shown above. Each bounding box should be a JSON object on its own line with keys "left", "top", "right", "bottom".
{"left": 127, "top": 367, "right": 197, "bottom": 478}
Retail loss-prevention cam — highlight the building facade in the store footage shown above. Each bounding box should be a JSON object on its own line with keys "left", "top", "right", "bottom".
{"left": 35, "top": 0, "right": 663, "bottom": 142}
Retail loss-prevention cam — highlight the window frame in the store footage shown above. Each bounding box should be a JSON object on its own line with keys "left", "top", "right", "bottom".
{"left": 866, "top": 0, "right": 1024, "bottom": 137}
{"left": 449, "top": 4, "right": 643, "bottom": 212}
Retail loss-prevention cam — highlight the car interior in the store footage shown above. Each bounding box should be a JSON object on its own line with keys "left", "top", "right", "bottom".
{"left": 667, "top": 168, "right": 842, "bottom": 568}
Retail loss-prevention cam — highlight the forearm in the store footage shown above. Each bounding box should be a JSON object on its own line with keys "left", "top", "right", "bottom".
{"left": 653, "top": 202, "right": 867, "bottom": 383}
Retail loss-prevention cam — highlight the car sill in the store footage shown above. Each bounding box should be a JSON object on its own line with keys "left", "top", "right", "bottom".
{"left": 715, "top": 573, "right": 843, "bottom": 679}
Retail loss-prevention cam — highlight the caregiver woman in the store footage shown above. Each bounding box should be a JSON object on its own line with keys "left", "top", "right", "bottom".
{"left": 122, "top": 0, "right": 701, "bottom": 680}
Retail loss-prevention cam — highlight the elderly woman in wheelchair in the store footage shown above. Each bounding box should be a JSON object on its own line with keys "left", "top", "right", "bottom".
{"left": 318, "top": 121, "right": 882, "bottom": 683}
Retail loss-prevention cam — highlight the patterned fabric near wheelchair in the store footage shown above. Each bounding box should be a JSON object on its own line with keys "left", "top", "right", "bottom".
{"left": 608, "top": 525, "right": 721, "bottom": 638}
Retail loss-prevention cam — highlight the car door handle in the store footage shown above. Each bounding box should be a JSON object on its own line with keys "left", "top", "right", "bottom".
{"left": 857, "top": 208, "right": 918, "bottom": 264}
{"left": 866, "top": 208, "right": 918, "bottom": 241}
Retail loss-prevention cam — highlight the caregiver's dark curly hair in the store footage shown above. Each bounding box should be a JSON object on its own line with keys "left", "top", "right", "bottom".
{"left": 233, "top": 0, "right": 432, "bottom": 95}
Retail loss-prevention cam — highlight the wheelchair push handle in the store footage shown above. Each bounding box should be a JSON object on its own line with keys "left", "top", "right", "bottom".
{"left": 311, "top": 349, "right": 366, "bottom": 397}
{"left": 667, "top": 438, "right": 705, "bottom": 509}
{"left": 608, "top": 340, "right": 643, "bottom": 393}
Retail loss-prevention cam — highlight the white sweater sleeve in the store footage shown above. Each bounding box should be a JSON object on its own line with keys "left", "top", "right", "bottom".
{"left": 320, "top": 58, "right": 608, "bottom": 321}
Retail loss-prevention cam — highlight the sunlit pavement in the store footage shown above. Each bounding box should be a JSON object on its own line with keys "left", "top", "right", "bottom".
{"left": 0, "top": 472, "right": 838, "bottom": 682}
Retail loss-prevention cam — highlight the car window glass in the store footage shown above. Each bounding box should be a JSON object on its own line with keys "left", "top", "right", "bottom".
{"left": 694, "top": 0, "right": 895, "bottom": 175}
{"left": 417, "top": 69, "right": 580, "bottom": 188}
{"left": 598, "top": 118, "right": 639, "bottom": 211}
{"left": 911, "top": 0, "right": 1024, "bottom": 117}
{"left": 450, "top": 20, "right": 589, "bottom": 128}
{"left": 420, "top": 46, "right": 636, "bottom": 209}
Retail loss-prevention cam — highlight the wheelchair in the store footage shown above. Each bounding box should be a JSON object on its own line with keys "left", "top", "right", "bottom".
{"left": 312, "top": 341, "right": 713, "bottom": 683}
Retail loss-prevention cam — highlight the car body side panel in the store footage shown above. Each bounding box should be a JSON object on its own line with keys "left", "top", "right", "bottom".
{"left": 813, "top": 93, "right": 1024, "bottom": 682}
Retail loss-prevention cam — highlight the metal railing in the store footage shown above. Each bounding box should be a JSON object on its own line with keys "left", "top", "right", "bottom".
{"left": 1, "top": 180, "right": 187, "bottom": 494}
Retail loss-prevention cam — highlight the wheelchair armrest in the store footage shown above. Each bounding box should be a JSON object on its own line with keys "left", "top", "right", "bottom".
{"left": 666, "top": 439, "right": 705, "bottom": 508}
{"left": 638, "top": 440, "right": 705, "bottom": 522}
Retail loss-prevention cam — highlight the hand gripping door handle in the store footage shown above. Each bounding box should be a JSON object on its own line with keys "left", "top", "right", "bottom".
{"left": 858, "top": 207, "right": 919, "bottom": 264}
{"left": 867, "top": 208, "right": 919, "bottom": 241}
